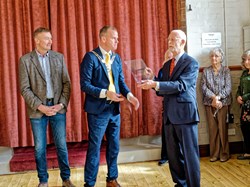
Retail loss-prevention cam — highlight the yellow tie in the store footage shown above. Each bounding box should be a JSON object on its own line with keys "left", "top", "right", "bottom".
{"left": 105, "top": 53, "right": 116, "bottom": 93}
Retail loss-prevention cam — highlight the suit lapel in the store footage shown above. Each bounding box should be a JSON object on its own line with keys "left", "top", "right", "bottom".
{"left": 170, "top": 53, "right": 186, "bottom": 80}
{"left": 48, "top": 51, "right": 57, "bottom": 85}
{"left": 30, "top": 50, "right": 46, "bottom": 81}
{"left": 162, "top": 59, "right": 171, "bottom": 80}
{"left": 111, "top": 53, "right": 117, "bottom": 84}
{"left": 94, "top": 48, "right": 109, "bottom": 80}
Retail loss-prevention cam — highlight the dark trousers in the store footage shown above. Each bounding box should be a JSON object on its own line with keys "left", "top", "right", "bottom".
{"left": 165, "top": 122, "right": 200, "bottom": 187}
{"left": 241, "top": 123, "right": 250, "bottom": 154}
{"left": 84, "top": 103, "right": 120, "bottom": 186}
{"left": 161, "top": 120, "right": 168, "bottom": 160}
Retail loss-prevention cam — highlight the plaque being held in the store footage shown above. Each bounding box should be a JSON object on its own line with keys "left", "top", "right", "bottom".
{"left": 124, "top": 59, "right": 153, "bottom": 83}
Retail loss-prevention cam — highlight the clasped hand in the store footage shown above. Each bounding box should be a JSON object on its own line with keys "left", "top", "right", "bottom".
{"left": 107, "top": 90, "right": 139, "bottom": 110}
{"left": 106, "top": 91, "right": 124, "bottom": 102}
{"left": 212, "top": 97, "right": 222, "bottom": 109}
{"left": 38, "top": 104, "right": 62, "bottom": 116}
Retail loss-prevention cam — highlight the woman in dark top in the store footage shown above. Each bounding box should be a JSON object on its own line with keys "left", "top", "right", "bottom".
{"left": 236, "top": 49, "right": 250, "bottom": 160}
{"left": 201, "top": 47, "right": 232, "bottom": 162}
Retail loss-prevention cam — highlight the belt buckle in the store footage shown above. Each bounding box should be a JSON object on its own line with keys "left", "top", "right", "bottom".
{"left": 47, "top": 98, "right": 53, "bottom": 102}
{"left": 106, "top": 100, "right": 113, "bottom": 104}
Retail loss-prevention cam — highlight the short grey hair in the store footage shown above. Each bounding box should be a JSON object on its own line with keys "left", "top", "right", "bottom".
{"left": 99, "top": 25, "right": 117, "bottom": 39}
{"left": 241, "top": 49, "right": 250, "bottom": 68}
{"left": 33, "top": 27, "right": 51, "bottom": 38}
{"left": 209, "top": 47, "right": 225, "bottom": 63}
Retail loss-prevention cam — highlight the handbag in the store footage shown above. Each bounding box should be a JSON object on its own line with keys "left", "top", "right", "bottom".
{"left": 226, "top": 113, "right": 234, "bottom": 124}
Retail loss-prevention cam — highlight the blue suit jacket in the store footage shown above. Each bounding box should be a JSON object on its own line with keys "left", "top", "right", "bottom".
{"left": 158, "top": 53, "right": 200, "bottom": 125}
{"left": 80, "top": 47, "right": 130, "bottom": 114}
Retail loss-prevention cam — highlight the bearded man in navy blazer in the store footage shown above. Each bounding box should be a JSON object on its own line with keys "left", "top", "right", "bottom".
{"left": 139, "top": 30, "right": 200, "bottom": 187}
{"left": 80, "top": 25, "right": 139, "bottom": 187}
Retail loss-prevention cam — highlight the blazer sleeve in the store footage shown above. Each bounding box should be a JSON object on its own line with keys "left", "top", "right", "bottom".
{"left": 116, "top": 55, "right": 130, "bottom": 97}
{"left": 80, "top": 52, "right": 103, "bottom": 98}
{"left": 201, "top": 67, "right": 216, "bottom": 98}
{"left": 155, "top": 68, "right": 163, "bottom": 97}
{"left": 58, "top": 55, "right": 71, "bottom": 107}
{"left": 19, "top": 56, "right": 43, "bottom": 110}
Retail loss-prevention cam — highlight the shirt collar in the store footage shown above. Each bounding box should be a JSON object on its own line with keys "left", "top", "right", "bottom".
{"left": 99, "top": 46, "right": 111, "bottom": 58}
{"left": 35, "top": 49, "right": 49, "bottom": 58}
{"left": 174, "top": 51, "right": 184, "bottom": 63}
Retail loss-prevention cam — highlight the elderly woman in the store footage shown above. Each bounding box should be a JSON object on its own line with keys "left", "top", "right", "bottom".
{"left": 201, "top": 47, "right": 232, "bottom": 162}
{"left": 236, "top": 49, "right": 250, "bottom": 160}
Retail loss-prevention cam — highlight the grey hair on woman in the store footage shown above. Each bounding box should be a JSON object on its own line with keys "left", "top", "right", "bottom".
{"left": 209, "top": 47, "right": 225, "bottom": 63}
{"left": 241, "top": 49, "right": 250, "bottom": 68}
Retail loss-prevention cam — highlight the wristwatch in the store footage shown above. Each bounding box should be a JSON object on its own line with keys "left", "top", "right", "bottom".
{"left": 60, "top": 103, "right": 64, "bottom": 109}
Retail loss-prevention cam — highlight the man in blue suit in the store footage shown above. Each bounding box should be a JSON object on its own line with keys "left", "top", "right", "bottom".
{"left": 80, "top": 25, "right": 139, "bottom": 187}
{"left": 139, "top": 30, "right": 200, "bottom": 187}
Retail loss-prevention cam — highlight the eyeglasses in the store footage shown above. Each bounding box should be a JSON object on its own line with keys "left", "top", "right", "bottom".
{"left": 210, "top": 55, "right": 221, "bottom": 58}
{"left": 167, "top": 37, "right": 181, "bottom": 42}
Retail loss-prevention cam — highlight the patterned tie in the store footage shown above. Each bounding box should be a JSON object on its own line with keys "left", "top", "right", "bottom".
{"left": 105, "top": 53, "right": 116, "bottom": 93}
{"left": 169, "top": 58, "right": 175, "bottom": 76}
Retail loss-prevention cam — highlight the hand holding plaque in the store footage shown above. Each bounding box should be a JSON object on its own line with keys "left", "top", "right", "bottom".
{"left": 124, "top": 59, "right": 152, "bottom": 83}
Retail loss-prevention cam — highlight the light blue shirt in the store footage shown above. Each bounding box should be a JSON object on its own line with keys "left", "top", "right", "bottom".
{"left": 36, "top": 50, "right": 54, "bottom": 99}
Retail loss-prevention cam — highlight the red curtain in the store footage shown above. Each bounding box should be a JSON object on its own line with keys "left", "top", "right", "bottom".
{"left": 0, "top": 0, "right": 49, "bottom": 147}
{"left": 0, "top": 0, "right": 177, "bottom": 147}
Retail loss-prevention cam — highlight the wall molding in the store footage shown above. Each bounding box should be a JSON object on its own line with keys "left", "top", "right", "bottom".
{"left": 199, "top": 141, "right": 244, "bottom": 157}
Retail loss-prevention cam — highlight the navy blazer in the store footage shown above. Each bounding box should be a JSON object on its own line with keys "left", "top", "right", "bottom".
{"left": 80, "top": 47, "right": 130, "bottom": 114}
{"left": 158, "top": 53, "right": 200, "bottom": 125}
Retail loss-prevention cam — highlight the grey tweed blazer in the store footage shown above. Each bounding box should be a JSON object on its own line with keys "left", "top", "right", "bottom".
{"left": 19, "top": 50, "right": 71, "bottom": 118}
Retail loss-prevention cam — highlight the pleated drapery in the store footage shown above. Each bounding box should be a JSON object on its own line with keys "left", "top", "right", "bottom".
{"left": 0, "top": 0, "right": 177, "bottom": 147}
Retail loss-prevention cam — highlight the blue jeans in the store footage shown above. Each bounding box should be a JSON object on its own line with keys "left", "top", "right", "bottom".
{"left": 30, "top": 101, "right": 70, "bottom": 183}
{"left": 84, "top": 103, "right": 120, "bottom": 186}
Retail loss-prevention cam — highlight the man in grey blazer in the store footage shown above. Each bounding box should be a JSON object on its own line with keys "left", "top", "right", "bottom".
{"left": 19, "top": 27, "right": 75, "bottom": 187}
{"left": 138, "top": 30, "right": 200, "bottom": 187}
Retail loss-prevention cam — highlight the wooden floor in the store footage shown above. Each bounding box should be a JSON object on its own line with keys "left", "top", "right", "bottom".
{"left": 0, "top": 155, "right": 249, "bottom": 187}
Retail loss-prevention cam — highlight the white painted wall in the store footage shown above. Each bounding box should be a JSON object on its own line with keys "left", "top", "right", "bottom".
{"left": 186, "top": 0, "right": 250, "bottom": 67}
{"left": 186, "top": 0, "right": 250, "bottom": 145}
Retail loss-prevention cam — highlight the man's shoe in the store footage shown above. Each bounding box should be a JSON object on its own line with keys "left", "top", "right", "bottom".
{"left": 106, "top": 179, "right": 121, "bottom": 187}
{"left": 237, "top": 154, "right": 250, "bottom": 160}
{"left": 38, "top": 183, "right": 48, "bottom": 187}
{"left": 84, "top": 183, "right": 94, "bottom": 187}
{"left": 158, "top": 159, "right": 168, "bottom": 166}
{"left": 62, "top": 179, "right": 76, "bottom": 187}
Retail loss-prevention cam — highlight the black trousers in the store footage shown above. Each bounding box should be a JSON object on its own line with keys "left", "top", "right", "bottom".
{"left": 161, "top": 112, "right": 168, "bottom": 160}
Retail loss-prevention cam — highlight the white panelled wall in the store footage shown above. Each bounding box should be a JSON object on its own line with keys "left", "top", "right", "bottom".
{"left": 186, "top": 0, "right": 250, "bottom": 145}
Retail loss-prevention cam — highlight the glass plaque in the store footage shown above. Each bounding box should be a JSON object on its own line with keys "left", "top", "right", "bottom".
{"left": 124, "top": 59, "right": 149, "bottom": 83}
